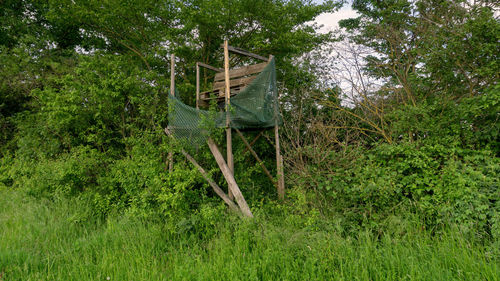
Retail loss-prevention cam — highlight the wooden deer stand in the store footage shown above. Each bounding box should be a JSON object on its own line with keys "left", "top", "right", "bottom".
{"left": 166, "top": 41, "right": 284, "bottom": 218}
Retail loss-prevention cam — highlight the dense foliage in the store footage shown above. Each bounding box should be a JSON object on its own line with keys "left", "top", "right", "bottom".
{"left": 282, "top": 0, "right": 499, "bottom": 240}
{"left": 0, "top": 0, "right": 499, "bottom": 278}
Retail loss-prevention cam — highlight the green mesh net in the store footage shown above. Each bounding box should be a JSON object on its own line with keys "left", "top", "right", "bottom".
{"left": 168, "top": 58, "right": 281, "bottom": 147}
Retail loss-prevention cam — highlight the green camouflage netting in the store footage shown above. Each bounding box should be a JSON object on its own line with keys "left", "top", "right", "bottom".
{"left": 167, "top": 58, "right": 281, "bottom": 146}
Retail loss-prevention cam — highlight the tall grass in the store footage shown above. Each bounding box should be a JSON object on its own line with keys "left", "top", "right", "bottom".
{"left": 1, "top": 187, "right": 498, "bottom": 281}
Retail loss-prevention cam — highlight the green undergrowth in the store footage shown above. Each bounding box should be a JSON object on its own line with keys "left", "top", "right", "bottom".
{"left": 1, "top": 187, "right": 498, "bottom": 281}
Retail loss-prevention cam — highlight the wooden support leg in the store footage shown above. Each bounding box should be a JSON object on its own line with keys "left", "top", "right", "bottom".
{"left": 164, "top": 129, "right": 240, "bottom": 214}
{"left": 180, "top": 150, "right": 240, "bottom": 214}
{"left": 169, "top": 54, "right": 175, "bottom": 172}
{"left": 275, "top": 125, "right": 285, "bottom": 200}
{"left": 235, "top": 129, "right": 277, "bottom": 186}
{"left": 196, "top": 63, "right": 200, "bottom": 109}
{"left": 271, "top": 52, "right": 284, "bottom": 200}
{"left": 224, "top": 40, "right": 235, "bottom": 200}
{"left": 207, "top": 137, "right": 253, "bottom": 218}
{"left": 227, "top": 127, "right": 234, "bottom": 200}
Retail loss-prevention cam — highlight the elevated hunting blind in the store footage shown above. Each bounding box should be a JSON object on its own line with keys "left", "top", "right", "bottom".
{"left": 166, "top": 41, "right": 284, "bottom": 217}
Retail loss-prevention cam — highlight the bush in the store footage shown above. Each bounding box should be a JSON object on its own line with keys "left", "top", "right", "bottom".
{"left": 3, "top": 137, "right": 212, "bottom": 221}
{"left": 8, "top": 146, "right": 105, "bottom": 198}
{"left": 289, "top": 140, "right": 499, "bottom": 239}
{"left": 98, "top": 143, "right": 208, "bottom": 220}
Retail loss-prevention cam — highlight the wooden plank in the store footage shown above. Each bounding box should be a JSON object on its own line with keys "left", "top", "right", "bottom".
{"left": 214, "top": 62, "right": 267, "bottom": 82}
{"left": 235, "top": 129, "right": 276, "bottom": 186}
{"left": 200, "top": 86, "right": 244, "bottom": 98}
{"left": 164, "top": 128, "right": 240, "bottom": 214}
{"left": 199, "top": 94, "right": 234, "bottom": 102}
{"left": 197, "top": 62, "right": 223, "bottom": 72}
{"left": 207, "top": 137, "right": 253, "bottom": 218}
{"left": 199, "top": 91, "right": 224, "bottom": 101}
{"left": 213, "top": 75, "right": 257, "bottom": 89}
{"left": 168, "top": 54, "right": 175, "bottom": 172}
{"left": 196, "top": 63, "right": 200, "bottom": 109}
{"left": 224, "top": 40, "right": 234, "bottom": 200}
{"left": 220, "top": 44, "right": 268, "bottom": 61}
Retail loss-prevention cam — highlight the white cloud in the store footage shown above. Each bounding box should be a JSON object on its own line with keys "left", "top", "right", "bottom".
{"left": 314, "top": 6, "right": 359, "bottom": 34}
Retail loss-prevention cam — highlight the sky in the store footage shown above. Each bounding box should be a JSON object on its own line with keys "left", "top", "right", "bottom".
{"left": 314, "top": 4, "right": 359, "bottom": 33}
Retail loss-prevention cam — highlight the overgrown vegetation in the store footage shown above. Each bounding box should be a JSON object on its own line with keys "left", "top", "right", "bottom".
{"left": 1, "top": 187, "right": 499, "bottom": 280}
{"left": 1, "top": 0, "right": 499, "bottom": 279}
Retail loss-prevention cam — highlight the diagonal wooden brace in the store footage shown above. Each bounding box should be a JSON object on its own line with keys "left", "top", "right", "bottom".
{"left": 207, "top": 137, "right": 253, "bottom": 218}
{"left": 164, "top": 128, "right": 253, "bottom": 218}
{"left": 164, "top": 128, "right": 240, "bottom": 214}
{"left": 235, "top": 129, "right": 277, "bottom": 187}
{"left": 180, "top": 150, "right": 240, "bottom": 214}
{"left": 242, "top": 130, "right": 266, "bottom": 155}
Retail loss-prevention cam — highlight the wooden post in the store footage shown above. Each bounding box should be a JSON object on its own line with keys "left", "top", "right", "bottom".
{"left": 224, "top": 40, "right": 234, "bottom": 200}
{"left": 196, "top": 62, "right": 200, "bottom": 109}
{"left": 270, "top": 55, "right": 285, "bottom": 200}
{"left": 207, "top": 137, "right": 253, "bottom": 218}
{"left": 275, "top": 126, "right": 285, "bottom": 200}
{"left": 168, "top": 54, "right": 175, "bottom": 172}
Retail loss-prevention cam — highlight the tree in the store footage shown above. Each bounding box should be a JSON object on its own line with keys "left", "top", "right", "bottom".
{"left": 341, "top": 0, "right": 499, "bottom": 102}
{"left": 1, "top": 0, "right": 343, "bottom": 154}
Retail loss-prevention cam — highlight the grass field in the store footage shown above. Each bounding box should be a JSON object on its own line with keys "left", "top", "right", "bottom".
{"left": 1, "top": 187, "right": 498, "bottom": 281}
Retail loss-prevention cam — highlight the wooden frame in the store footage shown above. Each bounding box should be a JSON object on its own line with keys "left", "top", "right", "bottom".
{"left": 167, "top": 42, "right": 285, "bottom": 218}
{"left": 197, "top": 43, "right": 285, "bottom": 199}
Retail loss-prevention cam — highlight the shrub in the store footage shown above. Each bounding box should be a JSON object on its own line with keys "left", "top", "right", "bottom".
{"left": 8, "top": 146, "right": 105, "bottom": 198}
{"left": 289, "top": 140, "right": 499, "bottom": 239}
